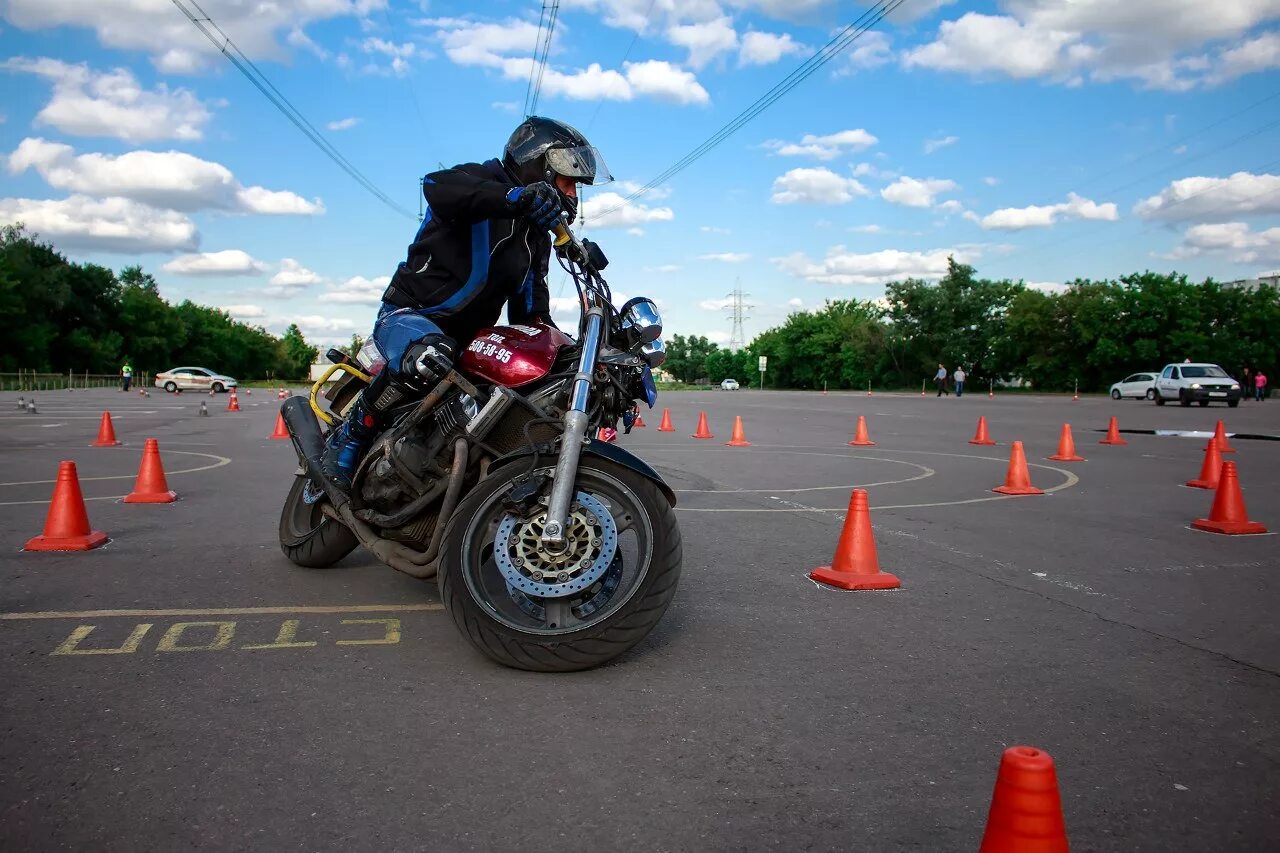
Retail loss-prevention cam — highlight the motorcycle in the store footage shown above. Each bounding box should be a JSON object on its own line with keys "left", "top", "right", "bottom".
{"left": 277, "top": 224, "right": 681, "bottom": 672}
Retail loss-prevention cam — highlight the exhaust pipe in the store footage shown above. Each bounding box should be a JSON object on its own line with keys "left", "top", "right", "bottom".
{"left": 280, "top": 397, "right": 335, "bottom": 500}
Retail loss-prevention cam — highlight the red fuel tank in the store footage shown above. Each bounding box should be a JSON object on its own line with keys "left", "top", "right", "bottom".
{"left": 460, "top": 323, "right": 573, "bottom": 388}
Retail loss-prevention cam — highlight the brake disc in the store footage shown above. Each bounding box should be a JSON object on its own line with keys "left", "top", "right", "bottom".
{"left": 494, "top": 491, "right": 618, "bottom": 599}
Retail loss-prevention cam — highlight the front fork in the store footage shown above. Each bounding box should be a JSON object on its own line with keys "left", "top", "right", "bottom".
{"left": 541, "top": 305, "right": 605, "bottom": 550}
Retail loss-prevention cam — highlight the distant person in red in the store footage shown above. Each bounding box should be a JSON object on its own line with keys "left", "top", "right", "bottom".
{"left": 1255, "top": 370, "right": 1267, "bottom": 401}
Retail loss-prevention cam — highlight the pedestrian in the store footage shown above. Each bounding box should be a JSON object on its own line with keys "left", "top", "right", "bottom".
{"left": 1256, "top": 369, "right": 1268, "bottom": 401}
{"left": 934, "top": 363, "right": 949, "bottom": 396}
{"left": 1243, "top": 367, "right": 1252, "bottom": 398}
{"left": 953, "top": 366, "right": 966, "bottom": 397}
{"left": 120, "top": 359, "right": 133, "bottom": 393}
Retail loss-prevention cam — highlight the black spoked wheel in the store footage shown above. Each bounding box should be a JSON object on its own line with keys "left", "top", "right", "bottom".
{"left": 439, "top": 458, "right": 681, "bottom": 672}
{"left": 278, "top": 475, "right": 359, "bottom": 568}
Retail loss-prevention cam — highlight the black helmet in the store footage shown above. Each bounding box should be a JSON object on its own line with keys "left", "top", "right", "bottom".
{"left": 503, "top": 116, "right": 612, "bottom": 188}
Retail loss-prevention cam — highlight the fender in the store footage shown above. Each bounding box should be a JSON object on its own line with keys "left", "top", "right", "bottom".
{"left": 491, "top": 438, "right": 676, "bottom": 506}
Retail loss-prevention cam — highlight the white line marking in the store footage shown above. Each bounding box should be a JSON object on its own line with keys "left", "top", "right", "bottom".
{"left": 0, "top": 451, "right": 232, "bottom": 504}
{"left": 1, "top": 603, "right": 444, "bottom": 620}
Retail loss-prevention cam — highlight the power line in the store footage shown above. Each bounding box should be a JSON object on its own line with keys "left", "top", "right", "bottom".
{"left": 584, "top": 0, "right": 658, "bottom": 133}
{"left": 525, "top": 0, "right": 561, "bottom": 117}
{"left": 594, "top": 0, "right": 905, "bottom": 219}
{"left": 169, "top": 0, "right": 415, "bottom": 219}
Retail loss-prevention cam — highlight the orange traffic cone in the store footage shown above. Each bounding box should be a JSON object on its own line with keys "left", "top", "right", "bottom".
{"left": 634, "top": 414, "right": 646, "bottom": 428}
{"left": 226, "top": 393, "right": 241, "bottom": 412}
{"left": 969, "top": 416, "right": 996, "bottom": 446}
{"left": 123, "top": 438, "right": 177, "bottom": 503}
{"left": 994, "top": 441, "right": 1043, "bottom": 495}
{"left": 270, "top": 411, "right": 290, "bottom": 440}
{"left": 1191, "top": 461, "right": 1267, "bottom": 534}
{"left": 1186, "top": 439, "right": 1223, "bottom": 489}
{"left": 848, "top": 415, "right": 875, "bottom": 447}
{"left": 657, "top": 408, "right": 675, "bottom": 432}
{"left": 979, "top": 746, "right": 1069, "bottom": 853}
{"left": 23, "top": 461, "right": 109, "bottom": 551}
{"left": 91, "top": 411, "right": 121, "bottom": 447}
{"left": 692, "top": 411, "right": 714, "bottom": 439}
{"left": 1048, "top": 423, "right": 1084, "bottom": 462}
{"left": 809, "top": 489, "right": 900, "bottom": 590}
{"left": 1211, "top": 420, "right": 1236, "bottom": 454}
{"left": 725, "top": 416, "right": 751, "bottom": 447}
{"left": 1099, "top": 416, "right": 1127, "bottom": 445}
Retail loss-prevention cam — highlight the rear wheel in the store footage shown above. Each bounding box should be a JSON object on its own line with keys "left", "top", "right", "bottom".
{"left": 439, "top": 458, "right": 681, "bottom": 672}
{"left": 164, "top": 381, "right": 177, "bottom": 393}
{"left": 278, "top": 475, "right": 359, "bottom": 568}
{"left": 1198, "top": 400, "right": 1209, "bottom": 407}
{"left": 1145, "top": 389, "right": 1156, "bottom": 400}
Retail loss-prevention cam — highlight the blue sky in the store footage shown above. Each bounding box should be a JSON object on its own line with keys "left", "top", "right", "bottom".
{"left": 2, "top": 0, "right": 1278, "bottom": 348}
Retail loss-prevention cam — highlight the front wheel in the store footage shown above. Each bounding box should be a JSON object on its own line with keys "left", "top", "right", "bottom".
{"left": 438, "top": 458, "right": 682, "bottom": 672}
{"left": 212, "top": 382, "right": 225, "bottom": 393}
{"left": 278, "top": 475, "right": 359, "bottom": 568}
{"left": 1111, "top": 389, "right": 1121, "bottom": 400}
{"left": 1180, "top": 391, "right": 1191, "bottom": 407}
{"left": 1228, "top": 400, "right": 1240, "bottom": 408}
{"left": 1155, "top": 392, "right": 1165, "bottom": 406}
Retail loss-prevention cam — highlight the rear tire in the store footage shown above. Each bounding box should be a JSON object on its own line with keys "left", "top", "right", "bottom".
{"left": 278, "top": 475, "right": 359, "bottom": 568}
{"left": 1198, "top": 400, "right": 1209, "bottom": 407}
{"left": 164, "top": 381, "right": 177, "bottom": 393}
{"left": 1145, "top": 389, "right": 1156, "bottom": 400}
{"left": 439, "top": 458, "right": 681, "bottom": 672}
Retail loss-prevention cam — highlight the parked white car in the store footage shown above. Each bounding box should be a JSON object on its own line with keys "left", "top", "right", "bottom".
{"left": 154, "top": 366, "right": 238, "bottom": 393}
{"left": 1109, "top": 372, "right": 1157, "bottom": 400}
{"left": 1153, "top": 363, "right": 1241, "bottom": 408}
{"left": 720, "top": 378, "right": 740, "bottom": 390}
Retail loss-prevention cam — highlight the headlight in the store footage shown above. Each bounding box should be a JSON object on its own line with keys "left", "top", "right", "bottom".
{"left": 1190, "top": 383, "right": 1201, "bottom": 389}
{"left": 620, "top": 298, "right": 663, "bottom": 344}
{"left": 640, "top": 338, "right": 667, "bottom": 367}
{"left": 1231, "top": 383, "right": 1240, "bottom": 390}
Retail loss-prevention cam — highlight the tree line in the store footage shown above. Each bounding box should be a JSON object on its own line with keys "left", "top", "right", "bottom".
{"left": 0, "top": 226, "right": 318, "bottom": 380}
{"left": 665, "top": 258, "right": 1280, "bottom": 392}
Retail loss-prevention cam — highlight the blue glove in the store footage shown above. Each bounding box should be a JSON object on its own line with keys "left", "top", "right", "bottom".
{"left": 506, "top": 181, "right": 561, "bottom": 229}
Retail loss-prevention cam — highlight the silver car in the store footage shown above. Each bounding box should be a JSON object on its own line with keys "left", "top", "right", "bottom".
{"left": 1109, "top": 372, "right": 1157, "bottom": 400}
{"left": 154, "top": 366, "right": 238, "bottom": 393}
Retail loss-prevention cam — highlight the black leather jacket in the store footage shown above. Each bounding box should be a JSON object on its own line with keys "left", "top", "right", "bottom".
{"left": 381, "top": 159, "right": 553, "bottom": 342}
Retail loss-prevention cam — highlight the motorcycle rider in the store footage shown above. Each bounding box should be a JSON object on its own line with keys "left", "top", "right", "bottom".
{"left": 321, "top": 116, "right": 610, "bottom": 491}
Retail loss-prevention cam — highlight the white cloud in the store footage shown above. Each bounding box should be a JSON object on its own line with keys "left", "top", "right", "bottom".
{"left": 221, "top": 304, "right": 267, "bottom": 319}
{"left": 1134, "top": 172, "right": 1280, "bottom": 222}
{"left": 1168, "top": 222, "right": 1280, "bottom": 265}
{"left": 770, "top": 168, "right": 869, "bottom": 205}
{"left": 612, "top": 181, "right": 671, "bottom": 200}
{"left": 849, "top": 224, "right": 883, "bottom": 233}
{"left": 0, "top": 194, "right": 197, "bottom": 253}
{"left": 287, "top": 27, "right": 330, "bottom": 61}
{"left": 903, "top": 3, "right": 1280, "bottom": 90}
{"left": 983, "top": 176, "right": 1000, "bottom": 186}
{"left": 269, "top": 259, "right": 324, "bottom": 295}
{"left": 281, "top": 315, "right": 361, "bottom": 344}
{"left": 327, "top": 117, "right": 361, "bottom": 131}
{"left": 2, "top": 57, "right": 212, "bottom": 142}
{"left": 643, "top": 264, "right": 682, "bottom": 273}
{"left": 787, "top": 297, "right": 805, "bottom": 308}
{"left": 738, "top": 31, "right": 806, "bottom": 66}
{"left": 491, "top": 101, "right": 521, "bottom": 113}
{"left": 320, "top": 275, "right": 391, "bottom": 304}
{"left": 163, "top": 250, "right": 267, "bottom": 276}
{"left": 880, "top": 176, "right": 958, "bottom": 208}
{"left": 924, "top": 135, "right": 959, "bottom": 154}
{"left": 700, "top": 225, "right": 731, "bottom": 234}
{"left": 774, "top": 246, "right": 966, "bottom": 286}
{"left": 698, "top": 297, "right": 735, "bottom": 310}
{"left": 698, "top": 252, "right": 751, "bottom": 262}
{"left": 840, "top": 30, "right": 893, "bottom": 73}
{"left": 764, "top": 129, "right": 878, "bottom": 160}
{"left": 7, "top": 138, "right": 324, "bottom": 216}
{"left": 979, "top": 192, "right": 1119, "bottom": 230}
{"left": 623, "top": 60, "right": 711, "bottom": 105}
{"left": 852, "top": 161, "right": 897, "bottom": 179}
{"left": 360, "top": 37, "right": 419, "bottom": 76}
{"left": 2, "top": 0, "right": 375, "bottom": 71}
{"left": 936, "top": 199, "right": 966, "bottom": 215}
{"left": 580, "top": 192, "right": 675, "bottom": 229}
{"left": 667, "top": 16, "right": 738, "bottom": 69}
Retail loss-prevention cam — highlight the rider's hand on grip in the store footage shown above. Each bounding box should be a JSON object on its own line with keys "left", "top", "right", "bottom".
{"left": 506, "top": 182, "right": 561, "bottom": 229}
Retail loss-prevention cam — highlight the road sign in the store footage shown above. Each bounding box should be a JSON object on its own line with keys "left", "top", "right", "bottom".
{"left": 758, "top": 356, "right": 768, "bottom": 372}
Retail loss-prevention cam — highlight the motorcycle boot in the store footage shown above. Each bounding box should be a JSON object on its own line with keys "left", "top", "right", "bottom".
{"left": 319, "top": 334, "right": 456, "bottom": 492}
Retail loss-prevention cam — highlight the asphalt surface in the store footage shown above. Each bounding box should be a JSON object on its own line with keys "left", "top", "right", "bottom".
{"left": 1, "top": 386, "right": 1278, "bottom": 851}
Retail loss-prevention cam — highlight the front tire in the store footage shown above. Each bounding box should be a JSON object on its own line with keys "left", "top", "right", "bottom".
{"left": 439, "top": 458, "right": 682, "bottom": 672}
{"left": 1228, "top": 400, "right": 1239, "bottom": 408}
{"left": 1111, "top": 389, "right": 1121, "bottom": 400}
{"left": 278, "top": 475, "right": 359, "bottom": 568}
{"left": 212, "top": 382, "right": 225, "bottom": 393}
{"left": 1155, "top": 392, "right": 1165, "bottom": 406}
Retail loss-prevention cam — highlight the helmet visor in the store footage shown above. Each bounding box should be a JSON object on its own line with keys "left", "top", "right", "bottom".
{"left": 545, "top": 145, "right": 613, "bottom": 186}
